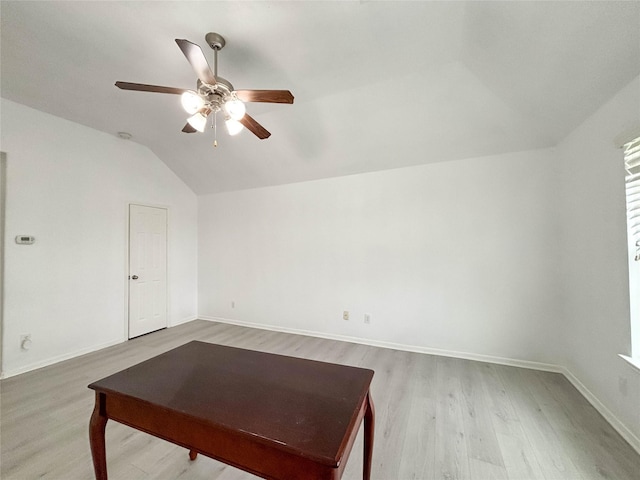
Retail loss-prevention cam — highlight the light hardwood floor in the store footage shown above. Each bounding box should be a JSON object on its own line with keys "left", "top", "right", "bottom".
{"left": 1, "top": 320, "right": 639, "bottom": 479}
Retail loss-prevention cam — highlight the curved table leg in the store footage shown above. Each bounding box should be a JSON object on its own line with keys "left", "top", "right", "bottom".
{"left": 189, "top": 449, "right": 198, "bottom": 461}
{"left": 363, "top": 390, "right": 375, "bottom": 480}
{"left": 89, "top": 392, "right": 108, "bottom": 480}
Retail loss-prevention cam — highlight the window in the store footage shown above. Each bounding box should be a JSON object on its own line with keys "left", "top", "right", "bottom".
{"left": 623, "top": 136, "right": 640, "bottom": 361}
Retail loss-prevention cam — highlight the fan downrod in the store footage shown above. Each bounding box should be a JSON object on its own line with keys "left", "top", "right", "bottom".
{"left": 205, "top": 32, "right": 226, "bottom": 51}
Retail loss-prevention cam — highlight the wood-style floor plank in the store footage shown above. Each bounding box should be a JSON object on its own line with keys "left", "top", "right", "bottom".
{"left": 434, "top": 357, "right": 471, "bottom": 479}
{"left": 1, "top": 320, "right": 639, "bottom": 480}
{"left": 397, "top": 354, "right": 437, "bottom": 480}
{"left": 476, "top": 363, "right": 546, "bottom": 480}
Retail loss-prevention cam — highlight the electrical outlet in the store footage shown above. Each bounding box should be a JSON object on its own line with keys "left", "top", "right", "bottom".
{"left": 343, "top": 311, "right": 349, "bottom": 321}
{"left": 364, "top": 314, "right": 371, "bottom": 324}
{"left": 231, "top": 301, "right": 235, "bottom": 309}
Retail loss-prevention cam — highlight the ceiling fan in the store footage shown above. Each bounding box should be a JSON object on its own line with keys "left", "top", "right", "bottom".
{"left": 115, "top": 32, "right": 294, "bottom": 140}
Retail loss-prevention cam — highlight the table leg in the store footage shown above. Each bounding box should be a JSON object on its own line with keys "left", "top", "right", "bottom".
{"left": 189, "top": 449, "right": 198, "bottom": 461}
{"left": 89, "top": 392, "right": 108, "bottom": 480}
{"left": 363, "top": 390, "right": 375, "bottom": 480}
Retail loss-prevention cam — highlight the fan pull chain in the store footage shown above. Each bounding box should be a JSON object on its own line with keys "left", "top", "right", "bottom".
{"left": 213, "top": 112, "right": 218, "bottom": 147}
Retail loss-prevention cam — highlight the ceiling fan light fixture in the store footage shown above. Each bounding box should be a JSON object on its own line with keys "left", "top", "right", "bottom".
{"left": 224, "top": 98, "right": 246, "bottom": 121}
{"left": 225, "top": 118, "right": 244, "bottom": 136}
{"left": 181, "top": 91, "right": 205, "bottom": 114}
{"left": 187, "top": 112, "right": 208, "bottom": 132}
{"left": 115, "top": 33, "right": 292, "bottom": 140}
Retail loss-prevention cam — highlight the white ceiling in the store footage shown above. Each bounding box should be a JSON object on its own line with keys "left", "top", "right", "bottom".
{"left": 2, "top": 1, "right": 639, "bottom": 194}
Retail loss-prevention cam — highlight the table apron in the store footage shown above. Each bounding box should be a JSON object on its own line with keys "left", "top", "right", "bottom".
{"left": 103, "top": 393, "right": 342, "bottom": 480}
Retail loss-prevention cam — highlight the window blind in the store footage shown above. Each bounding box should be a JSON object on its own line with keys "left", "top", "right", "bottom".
{"left": 624, "top": 136, "right": 640, "bottom": 261}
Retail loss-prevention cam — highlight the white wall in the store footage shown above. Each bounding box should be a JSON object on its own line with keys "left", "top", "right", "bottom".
{"left": 0, "top": 99, "right": 198, "bottom": 377}
{"left": 557, "top": 76, "right": 640, "bottom": 443}
{"left": 3, "top": 75, "right": 638, "bottom": 449}
{"left": 199, "top": 148, "right": 561, "bottom": 365}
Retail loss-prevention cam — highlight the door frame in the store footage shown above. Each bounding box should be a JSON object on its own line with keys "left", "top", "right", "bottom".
{"left": 0, "top": 153, "right": 6, "bottom": 376}
{"left": 124, "top": 202, "right": 170, "bottom": 340}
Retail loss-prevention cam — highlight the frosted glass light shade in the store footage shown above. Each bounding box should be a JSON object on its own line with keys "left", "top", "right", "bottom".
{"left": 226, "top": 118, "right": 244, "bottom": 136}
{"left": 187, "top": 112, "right": 208, "bottom": 132}
{"left": 181, "top": 91, "right": 205, "bottom": 114}
{"left": 224, "top": 99, "right": 246, "bottom": 121}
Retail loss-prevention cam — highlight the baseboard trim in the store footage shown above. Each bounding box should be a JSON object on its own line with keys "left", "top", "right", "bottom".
{"left": 200, "top": 315, "right": 562, "bottom": 372}
{"left": 201, "top": 315, "right": 640, "bottom": 455}
{"left": 0, "top": 338, "right": 124, "bottom": 379}
{"left": 561, "top": 366, "right": 640, "bottom": 454}
{"left": 171, "top": 314, "right": 198, "bottom": 327}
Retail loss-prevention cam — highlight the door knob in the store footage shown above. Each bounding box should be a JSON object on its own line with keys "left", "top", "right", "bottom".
{"left": 131, "top": 275, "right": 139, "bottom": 280}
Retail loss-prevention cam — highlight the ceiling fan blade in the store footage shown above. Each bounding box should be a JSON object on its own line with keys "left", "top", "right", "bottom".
{"left": 115, "top": 81, "right": 187, "bottom": 95}
{"left": 182, "top": 123, "right": 197, "bottom": 133}
{"left": 239, "top": 114, "right": 271, "bottom": 140}
{"left": 175, "top": 39, "right": 217, "bottom": 86}
{"left": 235, "top": 90, "right": 294, "bottom": 104}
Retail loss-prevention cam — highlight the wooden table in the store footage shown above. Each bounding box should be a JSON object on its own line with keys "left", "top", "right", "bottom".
{"left": 88, "top": 341, "right": 375, "bottom": 479}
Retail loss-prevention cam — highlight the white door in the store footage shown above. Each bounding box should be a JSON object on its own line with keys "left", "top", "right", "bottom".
{"left": 128, "top": 204, "right": 167, "bottom": 338}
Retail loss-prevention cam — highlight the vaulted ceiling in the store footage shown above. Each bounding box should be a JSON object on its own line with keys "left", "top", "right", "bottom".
{"left": 2, "top": 1, "right": 639, "bottom": 194}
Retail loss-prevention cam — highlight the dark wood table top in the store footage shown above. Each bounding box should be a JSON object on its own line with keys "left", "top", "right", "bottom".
{"left": 89, "top": 341, "right": 374, "bottom": 467}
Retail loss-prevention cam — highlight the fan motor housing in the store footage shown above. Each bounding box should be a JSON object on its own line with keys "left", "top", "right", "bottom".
{"left": 197, "top": 77, "right": 235, "bottom": 112}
